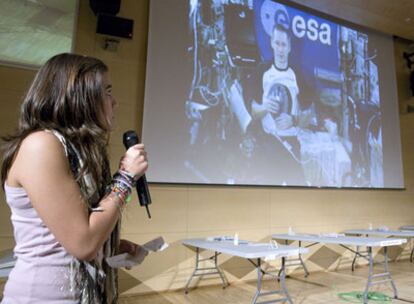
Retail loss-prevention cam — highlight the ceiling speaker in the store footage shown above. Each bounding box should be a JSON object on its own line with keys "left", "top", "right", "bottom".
{"left": 96, "top": 13, "right": 133, "bottom": 39}
{"left": 89, "top": 0, "right": 121, "bottom": 16}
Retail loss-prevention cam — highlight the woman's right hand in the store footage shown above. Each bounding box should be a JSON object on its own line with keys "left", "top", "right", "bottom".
{"left": 119, "top": 144, "right": 148, "bottom": 179}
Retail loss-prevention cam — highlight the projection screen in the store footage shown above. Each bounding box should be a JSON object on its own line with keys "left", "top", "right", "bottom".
{"left": 142, "top": 0, "right": 404, "bottom": 188}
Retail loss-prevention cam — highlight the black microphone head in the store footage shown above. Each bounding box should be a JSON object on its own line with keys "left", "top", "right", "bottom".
{"left": 123, "top": 130, "right": 140, "bottom": 148}
{"left": 121, "top": 130, "right": 151, "bottom": 218}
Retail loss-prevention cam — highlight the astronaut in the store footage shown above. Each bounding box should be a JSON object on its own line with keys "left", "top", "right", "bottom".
{"left": 252, "top": 24, "right": 300, "bottom": 136}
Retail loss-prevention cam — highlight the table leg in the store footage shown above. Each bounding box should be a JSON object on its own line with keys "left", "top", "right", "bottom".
{"left": 351, "top": 245, "right": 359, "bottom": 272}
{"left": 251, "top": 259, "right": 262, "bottom": 304}
{"left": 363, "top": 247, "right": 373, "bottom": 304}
{"left": 384, "top": 247, "right": 398, "bottom": 299}
{"left": 215, "top": 251, "right": 229, "bottom": 288}
{"left": 279, "top": 257, "right": 293, "bottom": 304}
{"left": 278, "top": 240, "right": 309, "bottom": 279}
{"left": 298, "top": 241, "right": 309, "bottom": 277}
{"left": 185, "top": 247, "right": 199, "bottom": 293}
{"left": 184, "top": 248, "right": 228, "bottom": 294}
{"left": 363, "top": 246, "right": 399, "bottom": 303}
{"left": 351, "top": 235, "right": 370, "bottom": 272}
{"left": 251, "top": 257, "right": 293, "bottom": 304}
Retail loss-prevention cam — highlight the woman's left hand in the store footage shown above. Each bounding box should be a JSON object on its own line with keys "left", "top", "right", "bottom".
{"left": 118, "top": 239, "right": 149, "bottom": 269}
{"left": 119, "top": 239, "right": 139, "bottom": 255}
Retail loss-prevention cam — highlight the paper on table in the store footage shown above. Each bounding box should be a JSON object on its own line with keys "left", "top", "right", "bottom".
{"left": 378, "top": 226, "right": 389, "bottom": 232}
{"left": 206, "top": 236, "right": 234, "bottom": 241}
{"left": 319, "top": 233, "right": 345, "bottom": 238}
{"left": 106, "top": 237, "right": 168, "bottom": 269}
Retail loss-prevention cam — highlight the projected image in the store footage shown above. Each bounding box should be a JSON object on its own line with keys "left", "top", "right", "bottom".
{"left": 184, "top": 0, "right": 383, "bottom": 187}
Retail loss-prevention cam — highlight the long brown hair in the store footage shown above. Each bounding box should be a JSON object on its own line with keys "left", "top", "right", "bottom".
{"left": 1, "top": 53, "right": 111, "bottom": 193}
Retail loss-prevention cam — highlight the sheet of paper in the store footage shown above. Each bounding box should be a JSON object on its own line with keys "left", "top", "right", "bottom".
{"left": 106, "top": 236, "right": 168, "bottom": 269}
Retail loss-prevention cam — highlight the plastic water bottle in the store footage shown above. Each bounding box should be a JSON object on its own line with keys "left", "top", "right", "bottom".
{"left": 234, "top": 233, "right": 239, "bottom": 246}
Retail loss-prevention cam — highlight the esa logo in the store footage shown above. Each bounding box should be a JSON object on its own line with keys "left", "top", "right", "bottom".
{"left": 264, "top": 1, "right": 332, "bottom": 46}
{"left": 291, "top": 15, "right": 331, "bottom": 46}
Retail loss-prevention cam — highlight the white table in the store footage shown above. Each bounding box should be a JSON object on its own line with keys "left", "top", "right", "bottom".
{"left": 0, "top": 250, "right": 16, "bottom": 278}
{"left": 182, "top": 238, "right": 308, "bottom": 304}
{"left": 344, "top": 229, "right": 414, "bottom": 262}
{"left": 272, "top": 233, "right": 406, "bottom": 304}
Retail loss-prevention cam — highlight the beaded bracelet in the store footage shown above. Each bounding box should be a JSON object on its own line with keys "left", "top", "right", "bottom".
{"left": 112, "top": 184, "right": 131, "bottom": 204}
{"left": 110, "top": 170, "right": 135, "bottom": 205}
{"left": 118, "top": 170, "right": 136, "bottom": 186}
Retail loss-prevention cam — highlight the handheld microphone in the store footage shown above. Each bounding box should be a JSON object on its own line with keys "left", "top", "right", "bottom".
{"left": 122, "top": 130, "right": 152, "bottom": 219}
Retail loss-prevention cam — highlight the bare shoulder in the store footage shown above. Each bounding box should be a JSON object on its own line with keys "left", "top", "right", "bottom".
{"left": 18, "top": 130, "right": 68, "bottom": 169}
{"left": 19, "top": 130, "right": 66, "bottom": 159}
{"left": 12, "top": 131, "right": 70, "bottom": 185}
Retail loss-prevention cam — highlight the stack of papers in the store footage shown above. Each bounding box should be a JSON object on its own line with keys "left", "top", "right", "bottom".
{"left": 106, "top": 237, "right": 168, "bottom": 269}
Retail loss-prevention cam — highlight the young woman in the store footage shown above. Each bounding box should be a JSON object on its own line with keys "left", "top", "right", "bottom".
{"left": 1, "top": 53, "right": 148, "bottom": 303}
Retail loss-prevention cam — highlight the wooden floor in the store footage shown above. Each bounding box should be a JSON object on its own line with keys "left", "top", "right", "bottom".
{"left": 0, "top": 260, "right": 412, "bottom": 303}
{"left": 119, "top": 260, "right": 414, "bottom": 304}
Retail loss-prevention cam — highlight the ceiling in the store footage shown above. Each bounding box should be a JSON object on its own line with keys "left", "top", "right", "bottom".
{"left": 12, "top": 0, "right": 414, "bottom": 41}
{"left": 289, "top": 0, "right": 414, "bottom": 42}
{"left": 0, "top": 0, "right": 77, "bottom": 67}
{"left": 0, "top": 0, "right": 413, "bottom": 68}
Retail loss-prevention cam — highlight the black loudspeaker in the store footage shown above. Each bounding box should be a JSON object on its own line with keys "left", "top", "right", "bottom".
{"left": 96, "top": 14, "right": 134, "bottom": 39}
{"left": 90, "top": 0, "right": 121, "bottom": 15}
